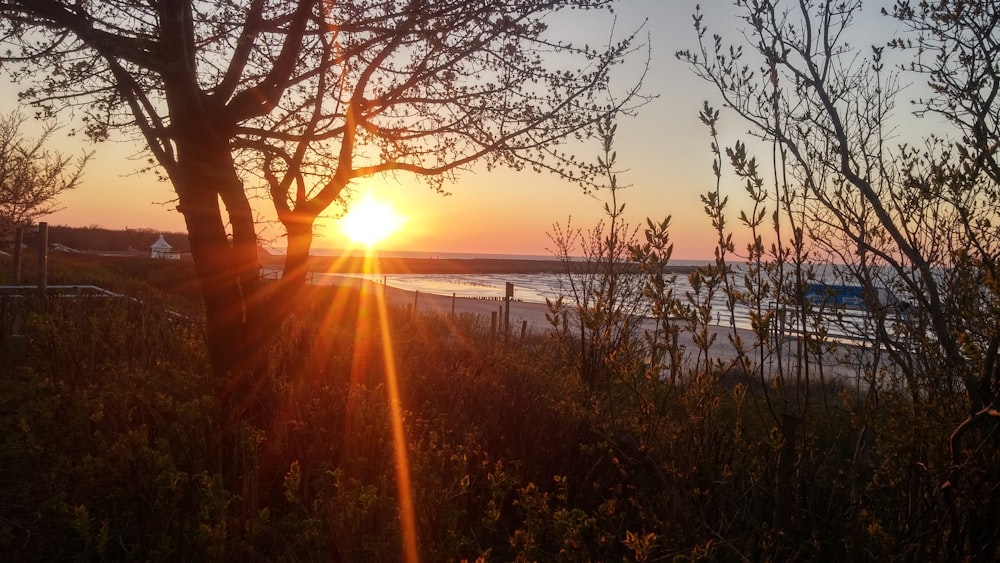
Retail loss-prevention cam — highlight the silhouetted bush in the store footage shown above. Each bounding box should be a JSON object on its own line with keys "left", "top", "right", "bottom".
{"left": 0, "top": 253, "right": 984, "bottom": 561}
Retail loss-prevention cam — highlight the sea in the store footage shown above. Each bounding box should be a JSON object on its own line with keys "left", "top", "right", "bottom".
{"left": 301, "top": 248, "right": 704, "bottom": 303}
{"left": 290, "top": 250, "right": 884, "bottom": 340}
{"left": 284, "top": 249, "right": 886, "bottom": 341}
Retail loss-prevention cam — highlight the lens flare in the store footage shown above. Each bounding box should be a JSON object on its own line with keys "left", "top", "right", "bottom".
{"left": 364, "top": 249, "right": 419, "bottom": 562}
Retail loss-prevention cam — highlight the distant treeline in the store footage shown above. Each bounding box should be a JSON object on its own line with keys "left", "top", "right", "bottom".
{"left": 42, "top": 225, "right": 191, "bottom": 253}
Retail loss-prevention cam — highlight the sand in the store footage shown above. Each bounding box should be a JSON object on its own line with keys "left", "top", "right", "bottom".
{"left": 328, "top": 274, "right": 870, "bottom": 381}
{"left": 331, "top": 273, "right": 558, "bottom": 331}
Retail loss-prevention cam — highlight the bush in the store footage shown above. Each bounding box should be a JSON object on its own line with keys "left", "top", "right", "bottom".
{"left": 0, "top": 253, "right": 983, "bottom": 561}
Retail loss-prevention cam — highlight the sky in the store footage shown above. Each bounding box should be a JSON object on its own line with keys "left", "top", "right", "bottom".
{"left": 6, "top": 0, "right": 905, "bottom": 260}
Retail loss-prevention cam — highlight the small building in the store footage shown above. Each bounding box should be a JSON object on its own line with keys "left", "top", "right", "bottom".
{"left": 150, "top": 234, "right": 179, "bottom": 260}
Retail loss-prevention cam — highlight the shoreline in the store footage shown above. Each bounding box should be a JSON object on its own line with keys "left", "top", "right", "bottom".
{"left": 261, "top": 254, "right": 700, "bottom": 276}
{"left": 328, "top": 275, "right": 868, "bottom": 380}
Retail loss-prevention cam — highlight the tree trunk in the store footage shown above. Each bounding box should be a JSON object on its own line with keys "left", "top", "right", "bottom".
{"left": 172, "top": 134, "right": 269, "bottom": 418}
{"left": 282, "top": 216, "right": 315, "bottom": 292}
{"left": 167, "top": 108, "right": 329, "bottom": 422}
{"left": 177, "top": 182, "right": 246, "bottom": 375}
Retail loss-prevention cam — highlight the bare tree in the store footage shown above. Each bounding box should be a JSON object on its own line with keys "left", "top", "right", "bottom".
{"left": 0, "top": 111, "right": 89, "bottom": 238}
{"left": 0, "top": 0, "right": 647, "bottom": 405}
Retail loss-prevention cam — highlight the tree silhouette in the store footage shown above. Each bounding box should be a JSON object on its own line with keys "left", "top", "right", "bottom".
{"left": 0, "top": 112, "right": 89, "bottom": 237}
{"left": 0, "top": 0, "right": 647, "bottom": 409}
{"left": 680, "top": 1, "right": 1000, "bottom": 557}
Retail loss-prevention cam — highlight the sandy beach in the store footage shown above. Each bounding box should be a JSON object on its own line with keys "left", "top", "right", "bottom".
{"left": 330, "top": 274, "right": 869, "bottom": 381}
{"left": 331, "top": 273, "right": 559, "bottom": 331}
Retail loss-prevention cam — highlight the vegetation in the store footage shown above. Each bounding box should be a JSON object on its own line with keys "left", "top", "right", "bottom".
{"left": 42, "top": 226, "right": 191, "bottom": 254}
{"left": 0, "top": 111, "right": 89, "bottom": 238}
{"left": 1, "top": 2, "right": 997, "bottom": 561}
{"left": 1, "top": 100, "right": 994, "bottom": 561}
{"left": 676, "top": 1, "right": 1000, "bottom": 559}
{"left": 0, "top": 0, "right": 649, "bottom": 399}
{"left": 0, "top": 249, "right": 958, "bottom": 561}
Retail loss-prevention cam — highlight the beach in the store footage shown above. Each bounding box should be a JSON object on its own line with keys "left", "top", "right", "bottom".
{"left": 329, "top": 273, "right": 559, "bottom": 331}
{"left": 330, "top": 274, "right": 869, "bottom": 381}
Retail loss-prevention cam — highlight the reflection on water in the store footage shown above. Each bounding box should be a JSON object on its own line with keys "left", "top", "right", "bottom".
{"left": 333, "top": 272, "right": 564, "bottom": 304}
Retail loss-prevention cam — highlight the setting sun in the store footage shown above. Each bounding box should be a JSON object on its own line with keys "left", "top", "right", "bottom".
{"left": 338, "top": 190, "right": 406, "bottom": 247}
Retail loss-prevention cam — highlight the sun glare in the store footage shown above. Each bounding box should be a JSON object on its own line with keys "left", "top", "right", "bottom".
{"left": 339, "top": 190, "right": 406, "bottom": 247}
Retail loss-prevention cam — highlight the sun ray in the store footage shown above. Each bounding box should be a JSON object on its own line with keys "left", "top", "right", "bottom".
{"left": 363, "top": 248, "right": 420, "bottom": 562}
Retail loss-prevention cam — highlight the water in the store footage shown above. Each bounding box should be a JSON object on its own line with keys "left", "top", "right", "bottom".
{"left": 317, "top": 257, "right": 713, "bottom": 305}
{"left": 331, "top": 271, "right": 570, "bottom": 304}
{"left": 332, "top": 270, "right": 756, "bottom": 328}
{"left": 272, "top": 247, "right": 571, "bottom": 262}
{"left": 271, "top": 253, "right": 903, "bottom": 343}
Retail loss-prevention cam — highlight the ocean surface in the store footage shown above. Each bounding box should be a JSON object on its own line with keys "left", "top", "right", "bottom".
{"left": 305, "top": 254, "right": 712, "bottom": 306}
{"left": 276, "top": 247, "right": 571, "bottom": 262}
{"left": 321, "top": 269, "right": 878, "bottom": 341}
{"left": 279, "top": 250, "right": 892, "bottom": 341}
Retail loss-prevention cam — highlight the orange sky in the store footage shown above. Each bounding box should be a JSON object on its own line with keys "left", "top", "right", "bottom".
{"left": 6, "top": 1, "right": 902, "bottom": 260}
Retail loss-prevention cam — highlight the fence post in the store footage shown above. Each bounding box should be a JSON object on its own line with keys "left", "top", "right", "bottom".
{"left": 504, "top": 282, "right": 513, "bottom": 345}
{"left": 12, "top": 227, "right": 23, "bottom": 284}
{"left": 37, "top": 222, "right": 48, "bottom": 292}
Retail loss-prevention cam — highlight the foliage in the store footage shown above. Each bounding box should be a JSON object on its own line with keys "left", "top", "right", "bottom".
{"left": 547, "top": 115, "right": 647, "bottom": 392}
{"left": 3, "top": 3, "right": 999, "bottom": 561}
{"left": 0, "top": 112, "right": 89, "bottom": 237}
{"left": 0, "top": 228, "right": 991, "bottom": 562}
{"left": 43, "top": 225, "right": 192, "bottom": 253}
{"left": 0, "top": 0, "right": 650, "bottom": 394}
{"left": 678, "top": 1, "right": 1000, "bottom": 558}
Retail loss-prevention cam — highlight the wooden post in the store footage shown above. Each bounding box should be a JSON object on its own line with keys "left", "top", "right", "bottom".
{"left": 504, "top": 282, "right": 513, "bottom": 345}
{"left": 412, "top": 290, "right": 419, "bottom": 317}
{"left": 452, "top": 292, "right": 456, "bottom": 317}
{"left": 12, "top": 227, "right": 23, "bottom": 284}
{"left": 521, "top": 320, "right": 528, "bottom": 340}
{"left": 37, "top": 222, "right": 48, "bottom": 292}
{"left": 490, "top": 311, "right": 497, "bottom": 338}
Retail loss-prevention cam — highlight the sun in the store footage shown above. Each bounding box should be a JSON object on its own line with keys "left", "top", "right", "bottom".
{"left": 338, "top": 190, "right": 406, "bottom": 247}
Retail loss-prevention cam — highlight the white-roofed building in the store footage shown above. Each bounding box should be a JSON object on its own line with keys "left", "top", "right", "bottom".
{"left": 150, "top": 234, "right": 179, "bottom": 260}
